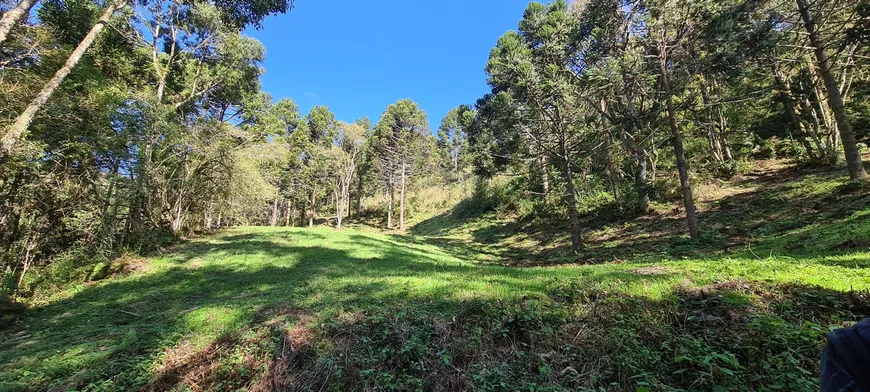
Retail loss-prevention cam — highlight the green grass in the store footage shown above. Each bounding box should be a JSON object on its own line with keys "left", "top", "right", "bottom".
{"left": 1, "top": 162, "right": 869, "bottom": 391}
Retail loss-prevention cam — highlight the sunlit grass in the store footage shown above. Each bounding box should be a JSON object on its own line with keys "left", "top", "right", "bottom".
{"left": 2, "top": 222, "right": 868, "bottom": 390}
{"left": 2, "top": 163, "right": 869, "bottom": 390}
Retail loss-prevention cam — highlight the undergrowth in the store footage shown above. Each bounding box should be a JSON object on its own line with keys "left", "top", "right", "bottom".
{"left": 1, "top": 161, "right": 868, "bottom": 391}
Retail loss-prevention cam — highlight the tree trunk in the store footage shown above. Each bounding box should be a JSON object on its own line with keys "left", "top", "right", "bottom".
{"left": 285, "top": 203, "right": 291, "bottom": 227}
{"left": 796, "top": 0, "right": 867, "bottom": 181}
{"left": 539, "top": 155, "right": 550, "bottom": 196}
{"left": 205, "top": 208, "right": 213, "bottom": 230}
{"left": 309, "top": 189, "right": 316, "bottom": 228}
{"left": 216, "top": 212, "right": 222, "bottom": 228}
{"left": 0, "top": 0, "right": 38, "bottom": 47}
{"left": 453, "top": 142, "right": 460, "bottom": 173}
{"left": 16, "top": 242, "right": 33, "bottom": 290}
{"left": 699, "top": 80, "right": 724, "bottom": 163}
{"left": 774, "top": 68, "right": 818, "bottom": 160}
{"left": 387, "top": 185, "right": 394, "bottom": 229}
{"left": 635, "top": 145, "right": 650, "bottom": 213}
{"left": 659, "top": 42, "right": 700, "bottom": 239}
{"left": 560, "top": 157, "right": 583, "bottom": 253}
{"left": 335, "top": 188, "right": 343, "bottom": 229}
{"left": 600, "top": 100, "right": 622, "bottom": 205}
{"left": 716, "top": 104, "right": 733, "bottom": 161}
{"left": 270, "top": 198, "right": 279, "bottom": 227}
{"left": 799, "top": 95, "right": 835, "bottom": 161}
{"left": 399, "top": 160, "right": 407, "bottom": 231}
{"left": 0, "top": 0, "right": 127, "bottom": 159}
{"left": 355, "top": 178, "right": 363, "bottom": 218}
{"left": 345, "top": 185, "right": 351, "bottom": 220}
{"left": 171, "top": 201, "right": 184, "bottom": 233}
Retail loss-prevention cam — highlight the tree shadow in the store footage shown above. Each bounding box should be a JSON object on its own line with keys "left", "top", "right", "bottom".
{"left": 409, "top": 162, "right": 870, "bottom": 266}
{"left": 3, "top": 229, "right": 641, "bottom": 390}
{"left": 69, "top": 277, "right": 870, "bottom": 390}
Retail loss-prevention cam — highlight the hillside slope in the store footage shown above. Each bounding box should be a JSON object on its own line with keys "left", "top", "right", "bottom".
{"left": 1, "top": 162, "right": 869, "bottom": 391}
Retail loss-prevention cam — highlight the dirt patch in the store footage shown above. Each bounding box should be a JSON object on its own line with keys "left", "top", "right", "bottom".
{"left": 631, "top": 266, "right": 671, "bottom": 276}
{"left": 187, "top": 258, "right": 205, "bottom": 270}
{"left": 116, "top": 256, "right": 150, "bottom": 276}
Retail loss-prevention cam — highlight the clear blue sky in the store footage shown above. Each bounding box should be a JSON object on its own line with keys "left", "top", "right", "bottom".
{"left": 245, "top": 0, "right": 532, "bottom": 131}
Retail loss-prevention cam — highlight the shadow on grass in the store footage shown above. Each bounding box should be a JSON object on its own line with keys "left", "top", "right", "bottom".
{"left": 410, "top": 162, "right": 870, "bottom": 266}
{"left": 1, "top": 229, "right": 673, "bottom": 390}
{"left": 1, "top": 226, "right": 868, "bottom": 390}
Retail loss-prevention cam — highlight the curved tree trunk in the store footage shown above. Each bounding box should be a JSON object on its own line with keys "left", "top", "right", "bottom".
{"left": 0, "top": 0, "right": 127, "bottom": 159}
{"left": 796, "top": 0, "right": 867, "bottom": 181}
{"left": 0, "top": 0, "right": 38, "bottom": 47}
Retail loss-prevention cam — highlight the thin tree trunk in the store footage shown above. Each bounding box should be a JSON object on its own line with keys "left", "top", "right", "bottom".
{"left": 539, "top": 155, "right": 550, "bottom": 196}
{"left": 659, "top": 41, "right": 700, "bottom": 239}
{"left": 355, "top": 178, "right": 363, "bottom": 218}
{"left": 0, "top": 0, "right": 38, "bottom": 47}
{"left": 701, "top": 84, "right": 724, "bottom": 163}
{"left": 216, "top": 212, "right": 222, "bottom": 228}
{"left": 799, "top": 95, "right": 834, "bottom": 161}
{"left": 600, "top": 100, "right": 622, "bottom": 205}
{"left": 171, "top": 201, "right": 184, "bottom": 233}
{"left": 774, "top": 68, "right": 817, "bottom": 160}
{"left": 345, "top": 184, "right": 351, "bottom": 220}
{"left": 624, "top": 99, "right": 650, "bottom": 213}
{"left": 0, "top": 0, "right": 127, "bottom": 159}
{"left": 16, "top": 241, "right": 33, "bottom": 290}
{"left": 635, "top": 145, "right": 650, "bottom": 213}
{"left": 387, "top": 185, "right": 394, "bottom": 229}
{"left": 560, "top": 157, "right": 583, "bottom": 253}
{"left": 335, "top": 188, "right": 342, "bottom": 229}
{"left": 716, "top": 104, "right": 733, "bottom": 161}
{"left": 399, "top": 160, "right": 407, "bottom": 231}
{"left": 796, "top": 0, "right": 867, "bottom": 181}
{"left": 309, "top": 188, "right": 316, "bottom": 228}
{"left": 453, "top": 142, "right": 460, "bottom": 173}
{"left": 285, "top": 203, "right": 291, "bottom": 227}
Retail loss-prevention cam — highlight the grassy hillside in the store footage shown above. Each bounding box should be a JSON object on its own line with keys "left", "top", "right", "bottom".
{"left": 1, "top": 162, "right": 869, "bottom": 391}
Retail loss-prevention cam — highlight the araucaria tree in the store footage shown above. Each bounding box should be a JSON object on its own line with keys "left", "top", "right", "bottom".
{"left": 484, "top": 1, "right": 597, "bottom": 253}
{"left": 437, "top": 107, "right": 470, "bottom": 175}
{"left": 372, "top": 99, "right": 429, "bottom": 231}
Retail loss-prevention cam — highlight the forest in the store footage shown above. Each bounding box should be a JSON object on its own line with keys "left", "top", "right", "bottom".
{"left": 1, "top": 0, "right": 869, "bottom": 390}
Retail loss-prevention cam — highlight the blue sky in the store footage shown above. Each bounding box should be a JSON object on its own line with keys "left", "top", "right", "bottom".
{"left": 245, "top": 0, "right": 532, "bottom": 131}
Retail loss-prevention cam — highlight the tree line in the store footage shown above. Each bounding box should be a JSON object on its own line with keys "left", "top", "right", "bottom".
{"left": 460, "top": 0, "right": 869, "bottom": 253}
{"left": 2, "top": 0, "right": 869, "bottom": 294}
{"left": 0, "top": 0, "right": 467, "bottom": 294}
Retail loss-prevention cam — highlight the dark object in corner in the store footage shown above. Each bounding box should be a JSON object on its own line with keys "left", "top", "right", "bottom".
{"left": 822, "top": 318, "right": 870, "bottom": 392}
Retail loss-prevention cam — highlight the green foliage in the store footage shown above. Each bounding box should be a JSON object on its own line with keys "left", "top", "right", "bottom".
{"left": 1, "top": 217, "right": 867, "bottom": 390}
{"left": 3, "top": 0, "right": 870, "bottom": 390}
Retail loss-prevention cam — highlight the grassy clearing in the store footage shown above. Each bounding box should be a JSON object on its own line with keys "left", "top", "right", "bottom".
{"left": 1, "top": 162, "right": 869, "bottom": 391}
